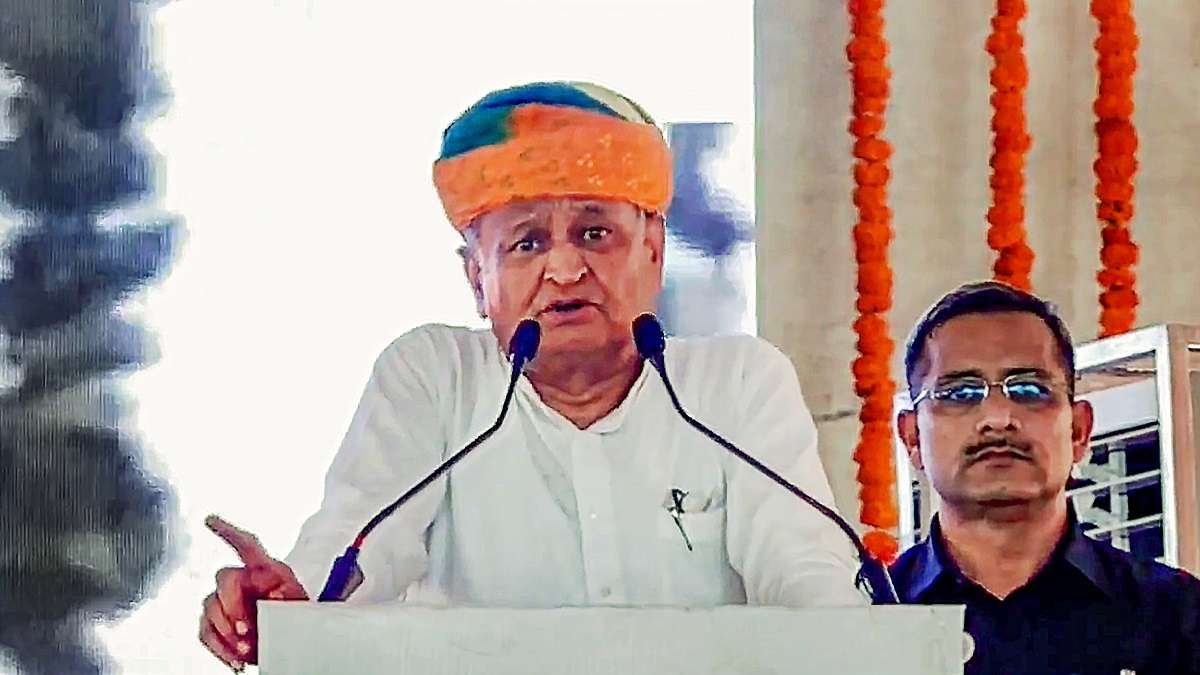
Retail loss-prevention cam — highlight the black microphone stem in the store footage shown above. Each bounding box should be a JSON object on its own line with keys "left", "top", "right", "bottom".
{"left": 646, "top": 353, "right": 899, "bottom": 605}
{"left": 318, "top": 320, "right": 539, "bottom": 602}
{"left": 353, "top": 364, "right": 520, "bottom": 548}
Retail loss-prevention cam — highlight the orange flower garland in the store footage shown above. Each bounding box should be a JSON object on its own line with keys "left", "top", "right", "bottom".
{"left": 847, "top": 0, "right": 899, "bottom": 565}
{"left": 986, "top": 0, "right": 1034, "bottom": 291}
{"left": 1092, "top": 0, "right": 1140, "bottom": 337}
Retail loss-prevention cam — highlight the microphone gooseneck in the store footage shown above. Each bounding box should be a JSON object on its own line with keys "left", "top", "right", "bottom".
{"left": 631, "top": 313, "right": 899, "bottom": 605}
{"left": 318, "top": 319, "right": 541, "bottom": 601}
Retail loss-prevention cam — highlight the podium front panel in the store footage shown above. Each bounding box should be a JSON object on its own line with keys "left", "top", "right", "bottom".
{"left": 259, "top": 603, "right": 964, "bottom": 674}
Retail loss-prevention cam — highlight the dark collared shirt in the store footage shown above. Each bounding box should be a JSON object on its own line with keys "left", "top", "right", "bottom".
{"left": 891, "top": 513, "right": 1200, "bottom": 675}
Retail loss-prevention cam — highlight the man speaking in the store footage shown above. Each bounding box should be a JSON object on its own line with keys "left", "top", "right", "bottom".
{"left": 199, "top": 81, "right": 864, "bottom": 671}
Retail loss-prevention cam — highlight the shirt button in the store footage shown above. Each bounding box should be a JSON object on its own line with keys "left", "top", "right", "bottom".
{"left": 589, "top": 512, "right": 598, "bottom": 520}
{"left": 599, "top": 587, "right": 612, "bottom": 598}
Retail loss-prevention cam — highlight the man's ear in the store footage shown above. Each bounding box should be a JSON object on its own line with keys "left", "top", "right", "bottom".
{"left": 645, "top": 211, "right": 665, "bottom": 269}
{"left": 458, "top": 245, "right": 487, "bottom": 318}
{"left": 897, "top": 409, "right": 924, "bottom": 472}
{"left": 1071, "top": 398, "right": 1095, "bottom": 464}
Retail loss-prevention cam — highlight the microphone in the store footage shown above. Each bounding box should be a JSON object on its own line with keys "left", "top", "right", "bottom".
{"left": 318, "top": 319, "right": 542, "bottom": 601}
{"left": 631, "top": 313, "right": 899, "bottom": 605}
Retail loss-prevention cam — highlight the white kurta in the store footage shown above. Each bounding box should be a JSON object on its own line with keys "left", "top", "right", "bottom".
{"left": 284, "top": 325, "right": 866, "bottom": 608}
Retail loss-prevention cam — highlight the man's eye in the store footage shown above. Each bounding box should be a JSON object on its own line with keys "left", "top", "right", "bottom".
{"left": 510, "top": 239, "right": 539, "bottom": 253}
{"left": 934, "top": 382, "right": 986, "bottom": 403}
{"left": 582, "top": 227, "right": 610, "bottom": 242}
{"left": 1006, "top": 380, "right": 1054, "bottom": 402}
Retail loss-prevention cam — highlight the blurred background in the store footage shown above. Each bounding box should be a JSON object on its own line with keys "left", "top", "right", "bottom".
{"left": 3, "top": 0, "right": 1200, "bottom": 673}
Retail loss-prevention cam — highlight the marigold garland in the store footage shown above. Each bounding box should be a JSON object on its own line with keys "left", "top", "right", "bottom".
{"left": 847, "top": 0, "right": 898, "bottom": 564}
{"left": 986, "top": 0, "right": 1034, "bottom": 291}
{"left": 1092, "top": 0, "right": 1140, "bottom": 337}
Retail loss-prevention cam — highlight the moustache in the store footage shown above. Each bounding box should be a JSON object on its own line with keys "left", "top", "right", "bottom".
{"left": 964, "top": 436, "right": 1034, "bottom": 464}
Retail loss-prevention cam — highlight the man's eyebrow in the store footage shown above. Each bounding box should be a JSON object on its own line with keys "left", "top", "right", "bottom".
{"left": 1002, "top": 367, "right": 1052, "bottom": 378}
{"left": 580, "top": 202, "right": 609, "bottom": 216}
{"left": 499, "top": 214, "right": 539, "bottom": 232}
{"left": 935, "top": 367, "right": 1052, "bottom": 381}
{"left": 936, "top": 369, "right": 985, "bottom": 381}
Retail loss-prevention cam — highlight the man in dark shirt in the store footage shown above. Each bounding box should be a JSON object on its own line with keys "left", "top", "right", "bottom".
{"left": 891, "top": 281, "right": 1200, "bottom": 675}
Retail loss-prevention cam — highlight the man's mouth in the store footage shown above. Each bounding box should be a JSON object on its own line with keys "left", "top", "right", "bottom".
{"left": 965, "top": 439, "right": 1033, "bottom": 465}
{"left": 541, "top": 300, "right": 593, "bottom": 315}
{"left": 971, "top": 449, "right": 1031, "bottom": 462}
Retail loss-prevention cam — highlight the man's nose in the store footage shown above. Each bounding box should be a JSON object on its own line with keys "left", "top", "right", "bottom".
{"left": 543, "top": 243, "right": 587, "bottom": 284}
{"left": 974, "top": 387, "right": 1023, "bottom": 434}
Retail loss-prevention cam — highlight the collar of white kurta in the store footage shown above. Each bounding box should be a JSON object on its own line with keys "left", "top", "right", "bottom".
{"left": 512, "top": 358, "right": 655, "bottom": 435}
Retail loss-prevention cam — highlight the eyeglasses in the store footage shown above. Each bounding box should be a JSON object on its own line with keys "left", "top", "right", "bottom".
{"left": 912, "top": 373, "right": 1066, "bottom": 410}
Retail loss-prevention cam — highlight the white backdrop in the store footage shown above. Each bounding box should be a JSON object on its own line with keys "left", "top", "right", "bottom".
{"left": 95, "top": 1, "right": 753, "bottom": 672}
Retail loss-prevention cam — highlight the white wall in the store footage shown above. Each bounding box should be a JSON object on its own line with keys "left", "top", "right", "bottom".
{"left": 96, "top": 2, "right": 753, "bottom": 672}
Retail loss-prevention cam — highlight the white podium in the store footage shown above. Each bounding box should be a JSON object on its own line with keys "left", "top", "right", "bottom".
{"left": 258, "top": 602, "right": 965, "bottom": 674}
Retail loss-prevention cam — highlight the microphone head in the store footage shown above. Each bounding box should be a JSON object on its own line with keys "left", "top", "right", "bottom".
{"left": 632, "top": 313, "right": 666, "bottom": 360}
{"left": 509, "top": 319, "right": 541, "bottom": 366}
